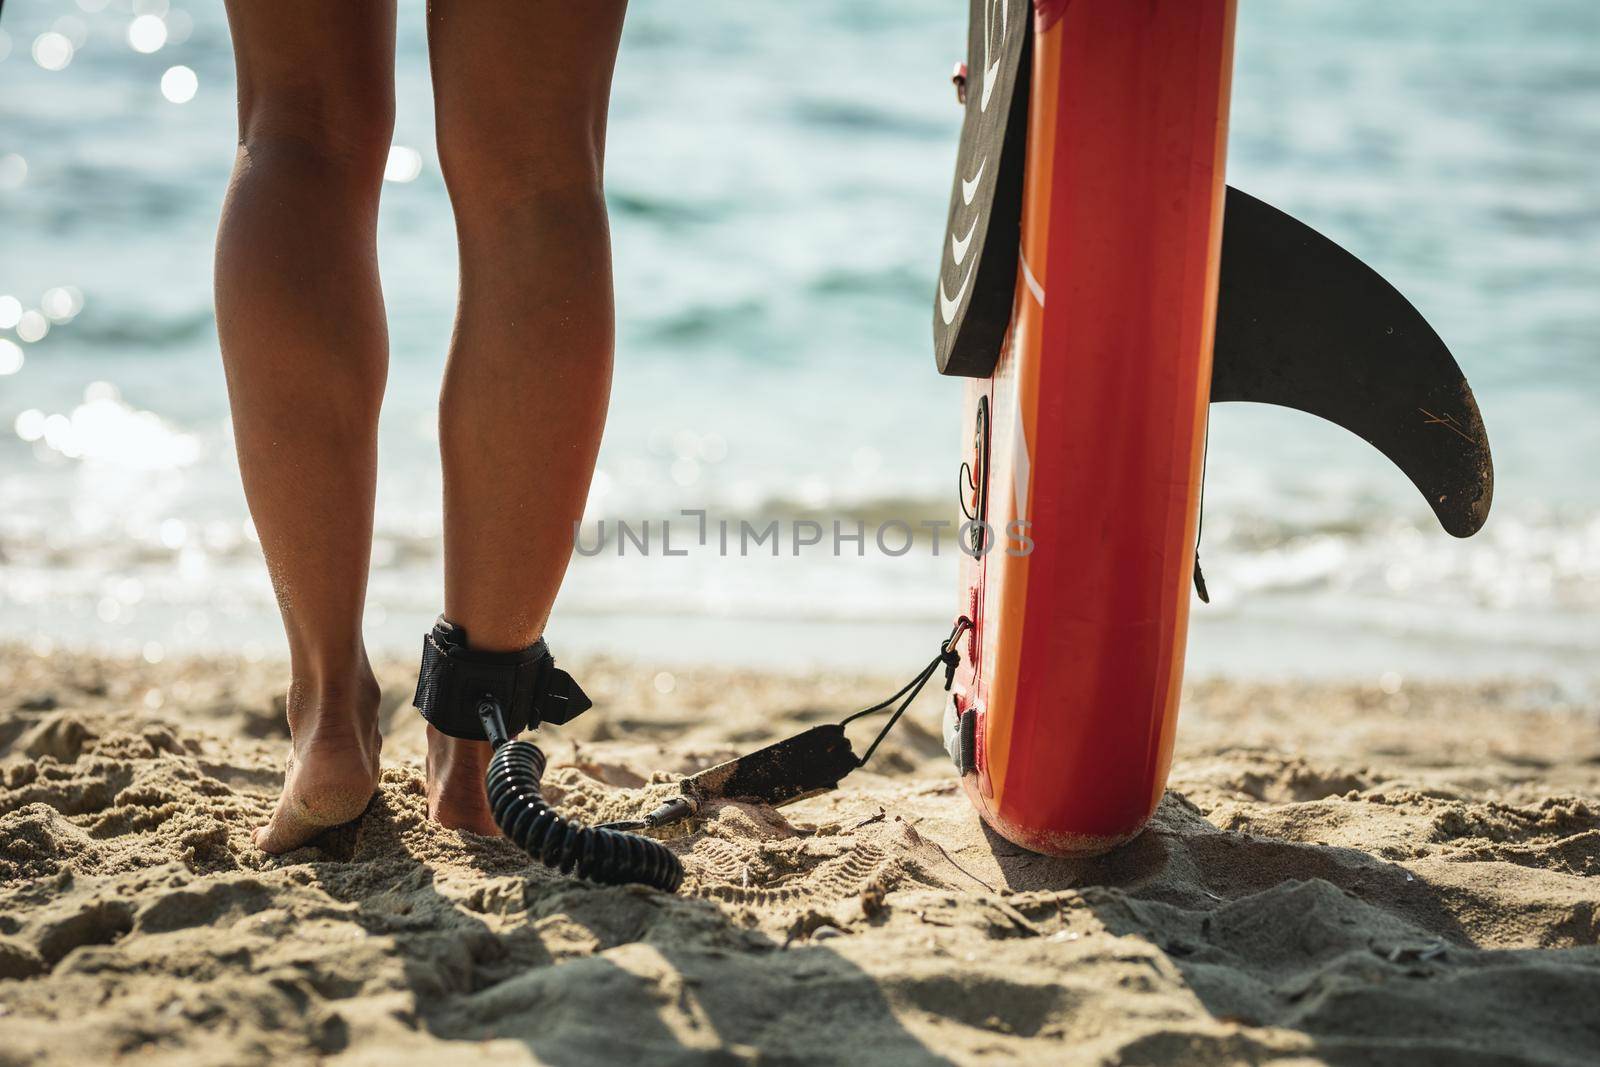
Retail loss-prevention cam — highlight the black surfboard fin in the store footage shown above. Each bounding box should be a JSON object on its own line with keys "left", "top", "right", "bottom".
{"left": 1211, "top": 187, "right": 1493, "bottom": 538}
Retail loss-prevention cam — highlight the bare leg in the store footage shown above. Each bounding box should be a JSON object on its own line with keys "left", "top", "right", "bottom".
{"left": 426, "top": 0, "right": 628, "bottom": 832}
{"left": 216, "top": 2, "right": 396, "bottom": 852}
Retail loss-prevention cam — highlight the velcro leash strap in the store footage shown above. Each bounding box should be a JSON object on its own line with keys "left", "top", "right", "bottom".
{"left": 413, "top": 616, "right": 591, "bottom": 741}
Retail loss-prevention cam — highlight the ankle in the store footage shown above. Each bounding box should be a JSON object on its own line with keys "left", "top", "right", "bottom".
{"left": 288, "top": 640, "right": 377, "bottom": 690}
{"left": 284, "top": 667, "right": 381, "bottom": 742}
{"left": 426, "top": 726, "right": 494, "bottom": 774}
{"left": 424, "top": 725, "right": 498, "bottom": 832}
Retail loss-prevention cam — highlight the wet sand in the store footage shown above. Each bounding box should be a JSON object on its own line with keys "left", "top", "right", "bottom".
{"left": 2, "top": 644, "right": 1597, "bottom": 1065}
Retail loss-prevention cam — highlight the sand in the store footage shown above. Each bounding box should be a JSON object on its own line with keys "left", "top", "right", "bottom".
{"left": 1, "top": 643, "right": 1597, "bottom": 1066}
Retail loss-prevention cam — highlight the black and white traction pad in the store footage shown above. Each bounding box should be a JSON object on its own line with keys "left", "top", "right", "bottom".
{"left": 933, "top": 0, "right": 1032, "bottom": 379}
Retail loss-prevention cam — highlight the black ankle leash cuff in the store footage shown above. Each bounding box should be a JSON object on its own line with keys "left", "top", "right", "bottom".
{"left": 410, "top": 616, "right": 679, "bottom": 891}
{"left": 412, "top": 617, "right": 591, "bottom": 741}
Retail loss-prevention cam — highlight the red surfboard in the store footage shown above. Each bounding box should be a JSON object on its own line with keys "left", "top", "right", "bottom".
{"left": 934, "top": 0, "right": 1492, "bottom": 855}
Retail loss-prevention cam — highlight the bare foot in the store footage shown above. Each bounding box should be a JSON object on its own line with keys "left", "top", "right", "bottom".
{"left": 253, "top": 671, "right": 383, "bottom": 854}
{"left": 426, "top": 725, "right": 499, "bottom": 835}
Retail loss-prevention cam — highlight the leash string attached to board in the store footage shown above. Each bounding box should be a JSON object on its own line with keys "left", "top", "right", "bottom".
{"left": 608, "top": 617, "right": 974, "bottom": 838}
{"left": 842, "top": 616, "right": 971, "bottom": 766}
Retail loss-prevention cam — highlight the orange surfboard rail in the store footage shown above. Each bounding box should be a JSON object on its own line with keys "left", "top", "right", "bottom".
{"left": 948, "top": 0, "right": 1238, "bottom": 855}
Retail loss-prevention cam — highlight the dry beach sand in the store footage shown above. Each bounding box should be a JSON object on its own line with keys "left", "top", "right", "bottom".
{"left": 1, "top": 643, "right": 1598, "bottom": 1065}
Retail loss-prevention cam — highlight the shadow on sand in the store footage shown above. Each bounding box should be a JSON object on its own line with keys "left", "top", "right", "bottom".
{"left": 308, "top": 792, "right": 954, "bottom": 1066}
{"left": 300, "top": 783, "right": 1599, "bottom": 1065}
{"left": 976, "top": 794, "right": 1599, "bottom": 1065}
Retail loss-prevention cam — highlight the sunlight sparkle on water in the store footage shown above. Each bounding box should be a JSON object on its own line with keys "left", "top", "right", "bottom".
{"left": 84, "top": 380, "right": 118, "bottom": 403}
{"left": 14, "top": 409, "right": 47, "bottom": 442}
{"left": 166, "top": 10, "right": 194, "bottom": 46}
{"left": 384, "top": 146, "right": 423, "bottom": 183}
{"left": 161, "top": 65, "right": 198, "bottom": 104}
{"left": 127, "top": 15, "right": 168, "bottom": 55}
{"left": 159, "top": 518, "right": 187, "bottom": 550}
{"left": 16, "top": 310, "right": 49, "bottom": 343}
{"left": 28, "top": 387, "right": 202, "bottom": 470}
{"left": 584, "top": 469, "right": 612, "bottom": 516}
{"left": 41, "top": 286, "right": 84, "bottom": 323}
{"left": 0, "top": 155, "right": 26, "bottom": 190}
{"left": 0, "top": 339, "right": 24, "bottom": 376}
{"left": 31, "top": 32, "right": 74, "bottom": 71}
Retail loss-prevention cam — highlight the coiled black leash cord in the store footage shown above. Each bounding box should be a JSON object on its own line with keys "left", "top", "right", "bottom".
{"left": 475, "top": 695, "right": 684, "bottom": 892}
{"left": 416, "top": 617, "right": 968, "bottom": 893}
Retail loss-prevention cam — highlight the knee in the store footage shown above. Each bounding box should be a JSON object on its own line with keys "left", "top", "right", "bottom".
{"left": 436, "top": 112, "right": 605, "bottom": 208}
{"left": 237, "top": 82, "right": 395, "bottom": 185}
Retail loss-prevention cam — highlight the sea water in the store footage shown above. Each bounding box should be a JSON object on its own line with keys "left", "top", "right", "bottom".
{"left": 1, "top": 0, "right": 1596, "bottom": 689}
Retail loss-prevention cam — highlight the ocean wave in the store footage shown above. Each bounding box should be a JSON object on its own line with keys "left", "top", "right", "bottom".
{"left": 608, "top": 190, "right": 715, "bottom": 228}
{"left": 788, "top": 98, "right": 951, "bottom": 140}
{"left": 5, "top": 487, "right": 1596, "bottom": 607}
{"left": 63, "top": 307, "right": 215, "bottom": 349}
{"left": 640, "top": 298, "right": 767, "bottom": 343}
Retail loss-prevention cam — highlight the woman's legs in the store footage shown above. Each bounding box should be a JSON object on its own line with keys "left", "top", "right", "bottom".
{"left": 425, "top": 1, "right": 629, "bottom": 831}
{"left": 216, "top": 2, "right": 396, "bottom": 852}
